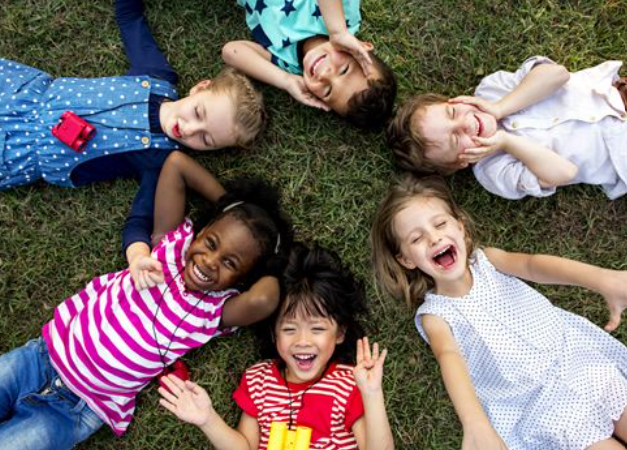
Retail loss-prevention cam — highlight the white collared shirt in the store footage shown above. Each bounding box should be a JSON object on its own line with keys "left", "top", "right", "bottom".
{"left": 473, "top": 56, "right": 627, "bottom": 199}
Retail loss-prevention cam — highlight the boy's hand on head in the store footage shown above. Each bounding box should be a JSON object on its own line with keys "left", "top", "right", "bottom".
{"left": 159, "top": 375, "right": 214, "bottom": 427}
{"left": 129, "top": 255, "right": 164, "bottom": 291}
{"left": 459, "top": 130, "right": 510, "bottom": 164}
{"left": 599, "top": 270, "right": 627, "bottom": 332}
{"left": 353, "top": 337, "right": 387, "bottom": 396}
{"left": 449, "top": 96, "right": 502, "bottom": 120}
{"left": 329, "top": 31, "right": 373, "bottom": 77}
{"left": 284, "top": 74, "right": 331, "bottom": 111}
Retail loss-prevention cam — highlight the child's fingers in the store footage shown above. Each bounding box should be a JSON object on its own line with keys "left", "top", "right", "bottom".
{"left": 356, "top": 338, "right": 364, "bottom": 363}
{"left": 372, "top": 342, "right": 380, "bottom": 361}
{"left": 449, "top": 95, "right": 474, "bottom": 104}
{"left": 159, "top": 398, "right": 178, "bottom": 414}
{"left": 168, "top": 374, "right": 187, "bottom": 391}
{"left": 605, "top": 307, "right": 622, "bottom": 332}
{"left": 147, "top": 271, "right": 164, "bottom": 287}
{"left": 377, "top": 348, "right": 388, "bottom": 366}
{"left": 158, "top": 386, "right": 179, "bottom": 405}
{"left": 363, "top": 336, "right": 372, "bottom": 362}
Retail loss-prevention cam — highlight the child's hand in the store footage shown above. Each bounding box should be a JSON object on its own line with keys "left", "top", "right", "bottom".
{"left": 353, "top": 337, "right": 387, "bottom": 396}
{"left": 329, "top": 31, "right": 373, "bottom": 77}
{"left": 449, "top": 96, "right": 502, "bottom": 120}
{"left": 159, "top": 375, "right": 214, "bottom": 428}
{"left": 462, "top": 421, "right": 509, "bottom": 450}
{"left": 459, "top": 130, "right": 509, "bottom": 165}
{"left": 284, "top": 74, "right": 331, "bottom": 111}
{"left": 598, "top": 269, "right": 627, "bottom": 331}
{"left": 129, "top": 255, "right": 164, "bottom": 291}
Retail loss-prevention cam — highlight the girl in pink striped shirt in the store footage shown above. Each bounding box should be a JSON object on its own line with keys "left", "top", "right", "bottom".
{"left": 0, "top": 151, "right": 293, "bottom": 450}
{"left": 160, "top": 243, "right": 395, "bottom": 450}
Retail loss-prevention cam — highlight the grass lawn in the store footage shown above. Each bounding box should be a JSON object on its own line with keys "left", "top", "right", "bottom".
{"left": 1, "top": 0, "right": 627, "bottom": 448}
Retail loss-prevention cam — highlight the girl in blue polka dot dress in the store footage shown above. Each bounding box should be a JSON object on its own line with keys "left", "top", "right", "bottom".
{"left": 372, "top": 174, "right": 627, "bottom": 450}
{"left": 0, "top": 0, "right": 265, "bottom": 259}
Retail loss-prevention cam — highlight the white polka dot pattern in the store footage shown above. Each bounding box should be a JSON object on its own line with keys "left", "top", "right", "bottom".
{"left": 415, "top": 249, "right": 627, "bottom": 450}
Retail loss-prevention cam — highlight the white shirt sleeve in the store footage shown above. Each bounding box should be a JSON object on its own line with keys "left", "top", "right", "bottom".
{"left": 473, "top": 151, "right": 557, "bottom": 199}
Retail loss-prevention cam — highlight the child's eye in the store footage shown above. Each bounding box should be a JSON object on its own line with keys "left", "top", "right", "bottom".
{"left": 411, "top": 235, "right": 422, "bottom": 244}
{"left": 341, "top": 64, "right": 349, "bottom": 75}
{"left": 312, "top": 327, "right": 326, "bottom": 333}
{"left": 223, "top": 258, "right": 236, "bottom": 270}
{"left": 195, "top": 106, "right": 201, "bottom": 119}
{"left": 205, "top": 238, "right": 216, "bottom": 250}
{"left": 282, "top": 327, "right": 296, "bottom": 333}
{"left": 325, "top": 86, "right": 332, "bottom": 98}
{"left": 436, "top": 221, "right": 447, "bottom": 228}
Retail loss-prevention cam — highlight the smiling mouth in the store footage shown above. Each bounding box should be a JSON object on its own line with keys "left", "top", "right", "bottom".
{"left": 172, "top": 123, "right": 182, "bottom": 139}
{"left": 474, "top": 115, "right": 483, "bottom": 137}
{"left": 293, "top": 354, "right": 317, "bottom": 370}
{"left": 192, "top": 263, "right": 213, "bottom": 284}
{"left": 310, "top": 54, "right": 326, "bottom": 77}
{"left": 432, "top": 245, "right": 457, "bottom": 269}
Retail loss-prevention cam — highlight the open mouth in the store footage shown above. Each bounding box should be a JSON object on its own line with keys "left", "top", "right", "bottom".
{"left": 192, "top": 263, "right": 213, "bottom": 284}
{"left": 172, "top": 123, "right": 182, "bottom": 139}
{"left": 474, "top": 115, "right": 483, "bottom": 137}
{"left": 293, "top": 354, "right": 317, "bottom": 370}
{"left": 432, "top": 245, "right": 457, "bottom": 269}
{"left": 310, "top": 54, "right": 326, "bottom": 77}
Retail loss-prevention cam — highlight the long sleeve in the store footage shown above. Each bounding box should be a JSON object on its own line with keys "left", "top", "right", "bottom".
{"left": 115, "top": 0, "right": 178, "bottom": 85}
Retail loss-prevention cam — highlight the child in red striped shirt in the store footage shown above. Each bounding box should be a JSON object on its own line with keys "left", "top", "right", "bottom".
{"left": 160, "top": 243, "right": 394, "bottom": 450}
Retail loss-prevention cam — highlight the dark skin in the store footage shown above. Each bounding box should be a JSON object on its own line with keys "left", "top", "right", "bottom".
{"left": 126, "top": 150, "right": 280, "bottom": 328}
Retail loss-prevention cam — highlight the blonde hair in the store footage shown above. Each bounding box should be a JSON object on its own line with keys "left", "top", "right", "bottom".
{"left": 207, "top": 67, "right": 267, "bottom": 149}
{"left": 387, "top": 93, "right": 458, "bottom": 176}
{"left": 371, "top": 174, "right": 477, "bottom": 307}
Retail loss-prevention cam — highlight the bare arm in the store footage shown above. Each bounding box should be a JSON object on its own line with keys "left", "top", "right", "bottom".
{"left": 222, "top": 40, "right": 329, "bottom": 109}
{"left": 484, "top": 247, "right": 627, "bottom": 331}
{"left": 221, "top": 276, "right": 280, "bottom": 327}
{"left": 196, "top": 411, "right": 258, "bottom": 450}
{"left": 153, "top": 151, "right": 225, "bottom": 242}
{"left": 495, "top": 63, "right": 570, "bottom": 119}
{"left": 422, "top": 315, "right": 508, "bottom": 450}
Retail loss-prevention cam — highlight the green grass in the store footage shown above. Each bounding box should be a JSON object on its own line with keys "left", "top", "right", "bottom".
{"left": 1, "top": 0, "right": 627, "bottom": 448}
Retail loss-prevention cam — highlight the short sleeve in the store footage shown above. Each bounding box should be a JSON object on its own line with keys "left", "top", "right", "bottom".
{"left": 344, "top": 386, "right": 364, "bottom": 430}
{"left": 473, "top": 151, "right": 557, "bottom": 200}
{"left": 475, "top": 56, "right": 557, "bottom": 103}
{"left": 233, "top": 372, "right": 259, "bottom": 418}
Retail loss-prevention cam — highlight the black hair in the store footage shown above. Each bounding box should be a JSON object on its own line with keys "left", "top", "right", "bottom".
{"left": 344, "top": 52, "right": 397, "bottom": 129}
{"left": 258, "top": 243, "right": 368, "bottom": 364}
{"left": 193, "top": 177, "right": 294, "bottom": 286}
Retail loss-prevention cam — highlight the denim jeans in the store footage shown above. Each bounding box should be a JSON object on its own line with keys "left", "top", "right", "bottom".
{"left": 0, "top": 338, "right": 103, "bottom": 450}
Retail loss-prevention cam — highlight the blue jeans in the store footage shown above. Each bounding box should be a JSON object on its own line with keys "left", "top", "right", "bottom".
{"left": 0, "top": 338, "right": 103, "bottom": 450}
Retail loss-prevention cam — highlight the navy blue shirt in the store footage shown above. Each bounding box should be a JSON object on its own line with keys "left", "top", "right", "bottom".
{"left": 74, "top": 0, "right": 180, "bottom": 252}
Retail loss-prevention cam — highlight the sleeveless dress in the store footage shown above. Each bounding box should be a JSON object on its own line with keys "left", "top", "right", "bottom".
{"left": 415, "top": 249, "right": 627, "bottom": 450}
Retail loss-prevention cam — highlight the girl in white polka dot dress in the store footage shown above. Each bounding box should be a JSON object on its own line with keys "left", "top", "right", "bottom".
{"left": 371, "top": 174, "right": 627, "bottom": 450}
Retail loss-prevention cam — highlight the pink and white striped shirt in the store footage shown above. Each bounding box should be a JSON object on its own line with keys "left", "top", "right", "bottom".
{"left": 42, "top": 219, "right": 238, "bottom": 435}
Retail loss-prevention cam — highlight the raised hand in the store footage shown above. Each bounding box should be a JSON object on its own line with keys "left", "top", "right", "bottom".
{"left": 329, "top": 31, "right": 373, "bottom": 77}
{"left": 353, "top": 337, "right": 387, "bottom": 396}
{"left": 284, "top": 74, "right": 331, "bottom": 111}
{"left": 598, "top": 270, "right": 627, "bottom": 332}
{"left": 158, "top": 374, "right": 213, "bottom": 427}
{"left": 129, "top": 255, "right": 164, "bottom": 291}
{"left": 449, "top": 96, "right": 502, "bottom": 120}
{"left": 459, "top": 130, "right": 509, "bottom": 165}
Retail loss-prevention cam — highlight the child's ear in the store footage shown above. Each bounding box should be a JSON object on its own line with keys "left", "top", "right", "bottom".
{"left": 395, "top": 252, "right": 417, "bottom": 270}
{"left": 361, "top": 41, "right": 374, "bottom": 52}
{"left": 190, "top": 79, "right": 212, "bottom": 95}
{"left": 336, "top": 326, "right": 346, "bottom": 345}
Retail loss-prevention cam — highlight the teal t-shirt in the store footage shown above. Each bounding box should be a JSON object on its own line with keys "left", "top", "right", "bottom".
{"left": 237, "top": 0, "right": 361, "bottom": 75}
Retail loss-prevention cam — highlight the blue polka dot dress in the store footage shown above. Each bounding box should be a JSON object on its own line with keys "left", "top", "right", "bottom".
{"left": 0, "top": 58, "right": 179, "bottom": 189}
{"left": 415, "top": 250, "right": 627, "bottom": 450}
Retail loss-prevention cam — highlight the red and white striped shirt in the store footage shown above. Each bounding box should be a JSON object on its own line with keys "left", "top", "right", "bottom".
{"left": 42, "top": 220, "right": 237, "bottom": 435}
{"left": 233, "top": 360, "right": 364, "bottom": 450}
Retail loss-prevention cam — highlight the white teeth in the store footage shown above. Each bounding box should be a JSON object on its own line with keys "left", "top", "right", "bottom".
{"left": 294, "top": 354, "right": 316, "bottom": 361}
{"left": 434, "top": 246, "right": 451, "bottom": 258}
{"left": 193, "top": 264, "right": 210, "bottom": 282}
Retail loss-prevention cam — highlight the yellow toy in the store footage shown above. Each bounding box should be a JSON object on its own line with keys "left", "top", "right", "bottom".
{"left": 267, "top": 421, "right": 312, "bottom": 450}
